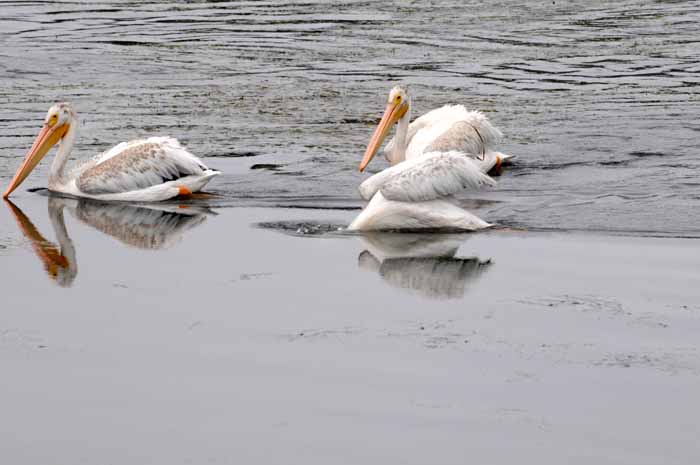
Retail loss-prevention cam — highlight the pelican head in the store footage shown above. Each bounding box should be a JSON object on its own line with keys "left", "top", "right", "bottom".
{"left": 3, "top": 102, "right": 76, "bottom": 198}
{"left": 359, "top": 86, "right": 410, "bottom": 172}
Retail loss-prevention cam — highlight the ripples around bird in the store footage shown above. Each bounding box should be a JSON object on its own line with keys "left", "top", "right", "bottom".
{"left": 1, "top": 1, "right": 699, "bottom": 236}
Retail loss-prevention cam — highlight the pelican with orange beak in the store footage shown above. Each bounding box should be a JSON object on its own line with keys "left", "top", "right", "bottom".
{"left": 350, "top": 86, "right": 510, "bottom": 231}
{"left": 3, "top": 102, "right": 219, "bottom": 201}
{"left": 359, "top": 86, "right": 512, "bottom": 173}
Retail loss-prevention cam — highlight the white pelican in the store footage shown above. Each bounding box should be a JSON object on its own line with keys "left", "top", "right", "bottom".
{"left": 349, "top": 86, "right": 509, "bottom": 231}
{"left": 3, "top": 102, "right": 219, "bottom": 201}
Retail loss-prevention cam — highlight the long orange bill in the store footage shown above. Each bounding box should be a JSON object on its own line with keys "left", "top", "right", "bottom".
{"left": 359, "top": 101, "right": 408, "bottom": 172}
{"left": 3, "top": 122, "right": 69, "bottom": 198}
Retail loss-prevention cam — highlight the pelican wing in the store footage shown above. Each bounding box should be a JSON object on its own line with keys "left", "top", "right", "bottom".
{"left": 359, "top": 151, "right": 496, "bottom": 202}
{"left": 425, "top": 120, "right": 492, "bottom": 156}
{"left": 76, "top": 137, "right": 208, "bottom": 195}
{"left": 386, "top": 105, "right": 503, "bottom": 160}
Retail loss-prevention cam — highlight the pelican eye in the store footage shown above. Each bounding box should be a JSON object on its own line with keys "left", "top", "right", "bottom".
{"left": 48, "top": 114, "right": 58, "bottom": 126}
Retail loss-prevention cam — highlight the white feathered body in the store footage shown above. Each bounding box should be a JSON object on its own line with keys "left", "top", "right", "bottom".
{"left": 51, "top": 136, "right": 218, "bottom": 202}
{"left": 384, "top": 105, "right": 504, "bottom": 166}
{"left": 350, "top": 99, "right": 516, "bottom": 232}
{"left": 349, "top": 100, "right": 511, "bottom": 231}
{"left": 349, "top": 151, "right": 495, "bottom": 231}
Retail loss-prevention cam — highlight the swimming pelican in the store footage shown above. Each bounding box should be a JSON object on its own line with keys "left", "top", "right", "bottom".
{"left": 358, "top": 86, "right": 512, "bottom": 174}
{"left": 349, "top": 86, "right": 506, "bottom": 231}
{"left": 3, "top": 102, "right": 219, "bottom": 201}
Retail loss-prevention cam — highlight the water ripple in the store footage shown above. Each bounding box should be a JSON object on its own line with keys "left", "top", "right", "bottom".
{"left": 1, "top": 0, "right": 698, "bottom": 235}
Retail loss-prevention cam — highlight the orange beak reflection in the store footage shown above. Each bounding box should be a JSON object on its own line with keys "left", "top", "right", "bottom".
{"left": 359, "top": 100, "right": 408, "bottom": 172}
{"left": 3, "top": 122, "right": 69, "bottom": 198}
{"left": 4, "top": 199, "right": 70, "bottom": 281}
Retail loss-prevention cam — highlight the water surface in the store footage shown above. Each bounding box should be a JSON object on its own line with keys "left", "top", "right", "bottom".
{"left": 2, "top": 3, "right": 700, "bottom": 464}
{"left": 2, "top": 0, "right": 699, "bottom": 234}
{"left": 1, "top": 194, "right": 699, "bottom": 464}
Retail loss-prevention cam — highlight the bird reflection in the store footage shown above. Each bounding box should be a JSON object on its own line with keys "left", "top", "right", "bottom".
{"left": 5, "top": 198, "right": 77, "bottom": 287}
{"left": 358, "top": 232, "right": 492, "bottom": 299}
{"left": 4, "top": 196, "right": 211, "bottom": 287}
{"left": 66, "top": 198, "right": 209, "bottom": 249}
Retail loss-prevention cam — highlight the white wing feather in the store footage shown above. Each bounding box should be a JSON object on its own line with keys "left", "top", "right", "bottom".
{"left": 77, "top": 137, "right": 210, "bottom": 195}
{"left": 385, "top": 105, "right": 503, "bottom": 160}
{"left": 359, "top": 151, "right": 496, "bottom": 202}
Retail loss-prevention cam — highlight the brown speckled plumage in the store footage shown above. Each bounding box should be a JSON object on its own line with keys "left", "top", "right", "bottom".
{"left": 77, "top": 139, "right": 204, "bottom": 195}
{"left": 425, "top": 121, "right": 486, "bottom": 156}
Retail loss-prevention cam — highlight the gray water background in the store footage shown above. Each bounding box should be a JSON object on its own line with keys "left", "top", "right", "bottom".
{"left": 1, "top": 0, "right": 699, "bottom": 235}
{"left": 2, "top": 4, "right": 700, "bottom": 463}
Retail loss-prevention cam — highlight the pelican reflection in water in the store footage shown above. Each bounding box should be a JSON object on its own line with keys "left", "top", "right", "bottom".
{"left": 4, "top": 197, "right": 211, "bottom": 287}
{"left": 5, "top": 198, "right": 77, "bottom": 287}
{"left": 358, "top": 232, "right": 492, "bottom": 299}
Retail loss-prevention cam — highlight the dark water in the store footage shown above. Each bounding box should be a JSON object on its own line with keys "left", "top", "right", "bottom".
{"left": 1, "top": 1, "right": 699, "bottom": 235}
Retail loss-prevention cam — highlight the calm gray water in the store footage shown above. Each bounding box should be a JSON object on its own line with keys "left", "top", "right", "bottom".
{"left": 2, "top": 4, "right": 700, "bottom": 463}
{"left": 1, "top": 0, "right": 699, "bottom": 233}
